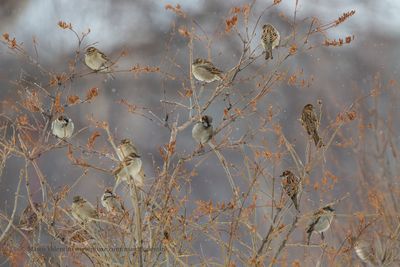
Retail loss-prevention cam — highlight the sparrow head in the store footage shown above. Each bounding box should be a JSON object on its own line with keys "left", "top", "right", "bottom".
{"left": 86, "top": 46, "right": 98, "bottom": 55}
{"left": 303, "top": 104, "right": 314, "bottom": 112}
{"left": 201, "top": 115, "right": 212, "bottom": 127}
{"left": 57, "top": 115, "right": 70, "bottom": 125}
{"left": 126, "top": 151, "right": 140, "bottom": 159}
{"left": 193, "top": 58, "right": 206, "bottom": 65}
{"left": 322, "top": 205, "right": 334, "bottom": 212}
{"left": 262, "top": 24, "right": 274, "bottom": 32}
{"left": 73, "top": 196, "right": 83, "bottom": 203}
{"left": 104, "top": 188, "right": 113, "bottom": 194}
{"left": 103, "top": 189, "right": 115, "bottom": 199}
{"left": 32, "top": 202, "right": 42, "bottom": 209}
{"left": 280, "top": 170, "right": 293, "bottom": 177}
{"left": 120, "top": 139, "right": 132, "bottom": 145}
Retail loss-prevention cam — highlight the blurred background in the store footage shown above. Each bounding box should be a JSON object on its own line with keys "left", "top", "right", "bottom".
{"left": 1, "top": 0, "right": 399, "bottom": 264}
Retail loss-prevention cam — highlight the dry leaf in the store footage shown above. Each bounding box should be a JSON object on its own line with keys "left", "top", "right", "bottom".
{"left": 86, "top": 87, "right": 98, "bottom": 101}
{"left": 18, "top": 115, "right": 29, "bottom": 126}
{"left": 68, "top": 95, "right": 80, "bottom": 105}
{"left": 87, "top": 131, "right": 100, "bottom": 150}
{"left": 54, "top": 93, "right": 64, "bottom": 113}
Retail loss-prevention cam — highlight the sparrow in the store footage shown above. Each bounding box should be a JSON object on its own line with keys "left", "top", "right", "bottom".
{"left": 354, "top": 239, "right": 376, "bottom": 265}
{"left": 71, "top": 196, "right": 98, "bottom": 223}
{"left": 306, "top": 205, "right": 334, "bottom": 244}
{"left": 114, "top": 153, "right": 144, "bottom": 188}
{"left": 101, "top": 188, "right": 125, "bottom": 214}
{"left": 84, "top": 46, "right": 115, "bottom": 79}
{"left": 192, "top": 58, "right": 223, "bottom": 83}
{"left": 51, "top": 115, "right": 74, "bottom": 139}
{"left": 59, "top": 228, "right": 94, "bottom": 246}
{"left": 354, "top": 235, "right": 396, "bottom": 266}
{"left": 19, "top": 202, "right": 41, "bottom": 231}
{"left": 116, "top": 139, "right": 140, "bottom": 161}
{"left": 192, "top": 115, "right": 213, "bottom": 145}
{"left": 280, "top": 170, "right": 301, "bottom": 211}
{"left": 261, "top": 24, "right": 280, "bottom": 60}
{"left": 301, "top": 104, "right": 323, "bottom": 147}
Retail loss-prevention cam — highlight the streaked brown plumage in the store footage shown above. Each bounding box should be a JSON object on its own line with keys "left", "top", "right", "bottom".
{"left": 116, "top": 139, "right": 140, "bottom": 161}
{"left": 113, "top": 152, "right": 144, "bottom": 188}
{"left": 19, "top": 202, "right": 41, "bottom": 231}
{"left": 101, "top": 188, "right": 125, "bottom": 214}
{"left": 280, "top": 170, "right": 301, "bottom": 211}
{"left": 84, "top": 46, "right": 115, "bottom": 79}
{"left": 261, "top": 24, "right": 280, "bottom": 60}
{"left": 192, "top": 58, "right": 223, "bottom": 83}
{"left": 301, "top": 104, "right": 323, "bottom": 147}
{"left": 71, "top": 196, "right": 98, "bottom": 223}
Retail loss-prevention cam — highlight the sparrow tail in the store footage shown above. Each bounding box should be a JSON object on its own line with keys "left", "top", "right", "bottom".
{"left": 312, "top": 131, "right": 323, "bottom": 147}
{"left": 265, "top": 50, "right": 271, "bottom": 60}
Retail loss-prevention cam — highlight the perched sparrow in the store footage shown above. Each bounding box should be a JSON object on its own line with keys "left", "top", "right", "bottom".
{"left": 116, "top": 139, "right": 140, "bottom": 161}
{"left": 354, "top": 235, "right": 396, "bottom": 266}
{"left": 354, "top": 239, "right": 375, "bottom": 265}
{"left": 261, "top": 24, "right": 280, "bottom": 60}
{"left": 84, "top": 46, "right": 115, "bottom": 79}
{"left": 114, "top": 153, "right": 144, "bottom": 188}
{"left": 19, "top": 202, "right": 41, "bottom": 231}
{"left": 306, "top": 205, "right": 334, "bottom": 244}
{"left": 280, "top": 170, "right": 301, "bottom": 211}
{"left": 192, "top": 115, "right": 213, "bottom": 145}
{"left": 301, "top": 104, "right": 323, "bottom": 147}
{"left": 71, "top": 196, "right": 98, "bottom": 223}
{"left": 59, "top": 228, "right": 94, "bottom": 246}
{"left": 101, "top": 189, "right": 125, "bottom": 214}
{"left": 51, "top": 116, "right": 74, "bottom": 139}
{"left": 192, "top": 58, "right": 223, "bottom": 83}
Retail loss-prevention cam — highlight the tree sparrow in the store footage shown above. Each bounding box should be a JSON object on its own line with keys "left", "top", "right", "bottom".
{"left": 280, "top": 170, "right": 301, "bottom": 211}
{"left": 19, "top": 202, "right": 41, "bottom": 231}
{"left": 84, "top": 46, "right": 115, "bottom": 79}
{"left": 101, "top": 189, "right": 125, "bottom": 214}
{"left": 301, "top": 104, "right": 323, "bottom": 147}
{"left": 354, "top": 239, "right": 376, "bottom": 265}
{"left": 306, "top": 205, "right": 334, "bottom": 244}
{"left": 116, "top": 139, "right": 140, "bottom": 161}
{"left": 71, "top": 196, "right": 98, "bottom": 223}
{"left": 192, "top": 58, "right": 223, "bottom": 83}
{"left": 261, "top": 24, "right": 280, "bottom": 60}
{"left": 114, "top": 153, "right": 144, "bottom": 188}
{"left": 192, "top": 115, "right": 213, "bottom": 145}
{"left": 51, "top": 116, "right": 74, "bottom": 139}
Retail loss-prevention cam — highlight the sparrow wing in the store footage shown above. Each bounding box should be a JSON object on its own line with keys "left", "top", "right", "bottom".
{"left": 270, "top": 28, "right": 280, "bottom": 45}
{"left": 306, "top": 211, "right": 322, "bottom": 244}
{"left": 98, "top": 50, "right": 110, "bottom": 62}
{"left": 302, "top": 111, "right": 317, "bottom": 135}
{"left": 284, "top": 174, "right": 299, "bottom": 210}
{"left": 262, "top": 28, "right": 273, "bottom": 60}
{"left": 307, "top": 209, "right": 325, "bottom": 233}
{"left": 204, "top": 63, "right": 223, "bottom": 76}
